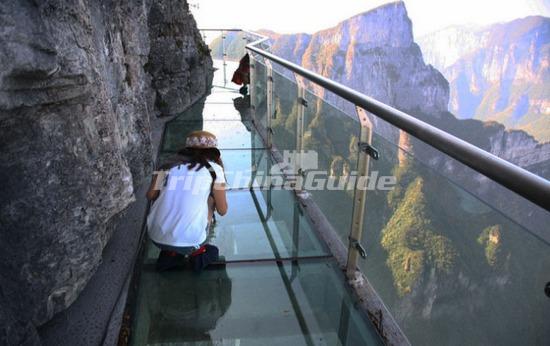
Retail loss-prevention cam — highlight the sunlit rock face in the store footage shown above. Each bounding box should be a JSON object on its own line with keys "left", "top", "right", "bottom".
{"left": 0, "top": 0, "right": 211, "bottom": 343}
{"left": 418, "top": 17, "right": 550, "bottom": 142}
{"left": 260, "top": 2, "right": 549, "bottom": 172}
{"left": 264, "top": 1, "right": 449, "bottom": 140}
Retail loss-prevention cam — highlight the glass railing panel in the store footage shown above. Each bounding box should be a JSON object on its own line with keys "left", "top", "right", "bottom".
{"left": 312, "top": 85, "right": 550, "bottom": 237}
{"left": 251, "top": 56, "right": 268, "bottom": 138}
{"left": 202, "top": 30, "right": 268, "bottom": 91}
{"left": 270, "top": 69, "right": 299, "bottom": 152}
{"left": 205, "top": 30, "right": 255, "bottom": 62}
{"left": 357, "top": 130, "right": 550, "bottom": 345}
{"left": 130, "top": 259, "right": 381, "bottom": 346}
{"left": 300, "top": 89, "right": 361, "bottom": 245}
{"left": 211, "top": 59, "right": 241, "bottom": 90}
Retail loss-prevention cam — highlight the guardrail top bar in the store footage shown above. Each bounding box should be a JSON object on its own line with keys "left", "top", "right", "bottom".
{"left": 242, "top": 43, "right": 550, "bottom": 212}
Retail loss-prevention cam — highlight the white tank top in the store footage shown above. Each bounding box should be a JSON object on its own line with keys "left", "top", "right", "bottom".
{"left": 146, "top": 161, "right": 225, "bottom": 247}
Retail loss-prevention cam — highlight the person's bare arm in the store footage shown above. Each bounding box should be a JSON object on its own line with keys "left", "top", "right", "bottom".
{"left": 212, "top": 182, "right": 228, "bottom": 216}
{"left": 146, "top": 173, "right": 161, "bottom": 201}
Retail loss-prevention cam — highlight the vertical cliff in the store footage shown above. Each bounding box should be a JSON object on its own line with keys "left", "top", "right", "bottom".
{"left": 418, "top": 17, "right": 550, "bottom": 142}
{"left": 258, "top": 2, "right": 449, "bottom": 142}
{"left": 147, "top": 0, "right": 212, "bottom": 115}
{"left": 0, "top": 0, "right": 212, "bottom": 344}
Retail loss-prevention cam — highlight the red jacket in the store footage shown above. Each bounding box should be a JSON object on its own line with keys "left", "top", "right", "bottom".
{"left": 231, "top": 54, "right": 250, "bottom": 85}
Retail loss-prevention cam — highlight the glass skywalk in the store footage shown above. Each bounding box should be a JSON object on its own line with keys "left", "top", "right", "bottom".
{"left": 127, "top": 61, "right": 383, "bottom": 345}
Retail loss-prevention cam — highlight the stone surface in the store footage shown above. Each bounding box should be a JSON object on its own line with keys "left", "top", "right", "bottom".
{"left": 147, "top": 0, "right": 212, "bottom": 116}
{"left": 0, "top": 0, "right": 212, "bottom": 344}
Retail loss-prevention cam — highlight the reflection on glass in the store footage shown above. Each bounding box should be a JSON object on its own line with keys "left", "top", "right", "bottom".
{"left": 267, "top": 63, "right": 550, "bottom": 344}
{"left": 271, "top": 69, "right": 298, "bottom": 152}
{"left": 143, "top": 190, "right": 330, "bottom": 262}
{"left": 130, "top": 260, "right": 381, "bottom": 346}
{"left": 359, "top": 130, "right": 550, "bottom": 345}
{"left": 131, "top": 265, "right": 232, "bottom": 345}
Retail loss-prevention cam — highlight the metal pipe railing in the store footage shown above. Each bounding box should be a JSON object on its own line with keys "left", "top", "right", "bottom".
{"left": 245, "top": 44, "right": 550, "bottom": 212}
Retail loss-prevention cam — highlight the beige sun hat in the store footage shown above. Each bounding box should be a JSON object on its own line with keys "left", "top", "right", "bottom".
{"left": 185, "top": 130, "right": 218, "bottom": 149}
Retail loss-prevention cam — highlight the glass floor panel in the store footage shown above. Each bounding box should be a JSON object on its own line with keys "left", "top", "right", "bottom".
{"left": 162, "top": 120, "right": 264, "bottom": 151}
{"left": 144, "top": 189, "right": 331, "bottom": 262}
{"left": 208, "top": 90, "right": 240, "bottom": 98}
{"left": 211, "top": 60, "right": 240, "bottom": 87}
{"left": 128, "top": 60, "right": 383, "bottom": 345}
{"left": 221, "top": 149, "right": 272, "bottom": 190}
{"left": 205, "top": 88, "right": 242, "bottom": 104}
{"left": 202, "top": 103, "right": 243, "bottom": 121}
{"left": 130, "top": 259, "right": 382, "bottom": 346}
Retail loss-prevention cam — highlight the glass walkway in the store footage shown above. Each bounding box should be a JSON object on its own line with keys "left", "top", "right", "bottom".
{"left": 126, "top": 61, "right": 383, "bottom": 345}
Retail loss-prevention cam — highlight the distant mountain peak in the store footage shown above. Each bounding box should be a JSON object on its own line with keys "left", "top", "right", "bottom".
{"left": 418, "top": 16, "right": 550, "bottom": 142}
{"left": 321, "top": 1, "right": 413, "bottom": 48}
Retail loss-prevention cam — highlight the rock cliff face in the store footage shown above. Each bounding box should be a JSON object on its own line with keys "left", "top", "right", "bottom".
{"left": 148, "top": 1, "right": 212, "bottom": 115}
{"left": 266, "top": 1, "right": 449, "bottom": 137}
{"left": 254, "top": 2, "right": 549, "bottom": 176}
{"left": 0, "top": 0, "right": 212, "bottom": 343}
{"left": 418, "top": 17, "right": 550, "bottom": 142}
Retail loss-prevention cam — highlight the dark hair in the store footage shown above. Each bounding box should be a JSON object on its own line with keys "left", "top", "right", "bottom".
{"left": 177, "top": 147, "right": 224, "bottom": 171}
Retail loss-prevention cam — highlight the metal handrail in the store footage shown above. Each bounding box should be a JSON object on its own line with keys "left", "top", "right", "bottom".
{"left": 243, "top": 44, "right": 550, "bottom": 212}
{"left": 198, "top": 27, "right": 549, "bottom": 211}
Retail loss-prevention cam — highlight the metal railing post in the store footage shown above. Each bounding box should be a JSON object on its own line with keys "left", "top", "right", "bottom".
{"left": 265, "top": 60, "right": 274, "bottom": 148}
{"left": 346, "top": 106, "right": 375, "bottom": 278}
{"left": 249, "top": 54, "right": 256, "bottom": 123}
{"left": 221, "top": 30, "right": 227, "bottom": 86}
{"left": 294, "top": 75, "right": 306, "bottom": 191}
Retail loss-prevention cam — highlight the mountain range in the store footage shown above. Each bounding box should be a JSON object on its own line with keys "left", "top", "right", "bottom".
{"left": 418, "top": 17, "right": 550, "bottom": 142}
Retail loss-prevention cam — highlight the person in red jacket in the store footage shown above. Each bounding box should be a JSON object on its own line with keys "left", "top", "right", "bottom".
{"left": 231, "top": 53, "right": 250, "bottom": 95}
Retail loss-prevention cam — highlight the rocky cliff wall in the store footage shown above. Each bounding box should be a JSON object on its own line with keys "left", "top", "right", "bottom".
{"left": 0, "top": 0, "right": 212, "bottom": 344}
{"left": 418, "top": 17, "right": 550, "bottom": 142}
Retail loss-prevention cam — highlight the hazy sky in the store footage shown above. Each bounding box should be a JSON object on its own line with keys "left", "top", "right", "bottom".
{"left": 190, "top": 0, "right": 550, "bottom": 37}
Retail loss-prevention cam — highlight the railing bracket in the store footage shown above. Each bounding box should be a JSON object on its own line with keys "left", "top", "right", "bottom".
{"left": 298, "top": 97, "right": 308, "bottom": 107}
{"left": 350, "top": 238, "right": 367, "bottom": 259}
{"left": 359, "top": 142, "right": 379, "bottom": 160}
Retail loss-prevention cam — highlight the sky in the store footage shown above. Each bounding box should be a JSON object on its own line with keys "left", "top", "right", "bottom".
{"left": 190, "top": 0, "right": 550, "bottom": 38}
